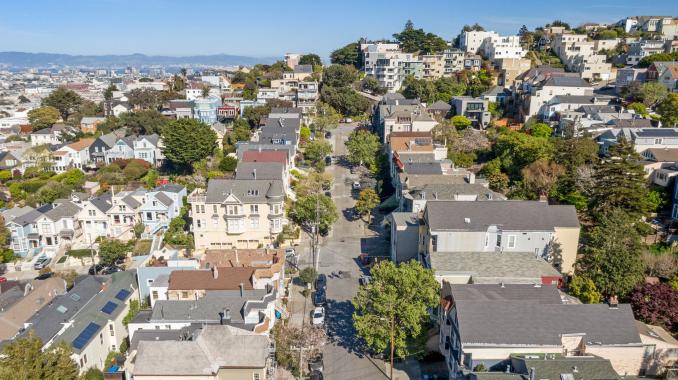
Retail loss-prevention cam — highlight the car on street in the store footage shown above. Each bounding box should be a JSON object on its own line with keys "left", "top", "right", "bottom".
{"left": 33, "top": 256, "right": 51, "bottom": 270}
{"left": 285, "top": 247, "right": 296, "bottom": 257}
{"left": 309, "top": 370, "right": 323, "bottom": 380}
{"left": 0, "top": 276, "right": 7, "bottom": 283}
{"left": 315, "top": 273, "right": 327, "bottom": 290}
{"left": 88, "top": 264, "right": 106, "bottom": 275}
{"left": 324, "top": 191, "right": 331, "bottom": 198}
{"left": 325, "top": 131, "right": 332, "bottom": 139}
{"left": 309, "top": 354, "right": 324, "bottom": 373}
{"left": 342, "top": 118, "right": 353, "bottom": 123}
{"left": 311, "top": 306, "right": 325, "bottom": 325}
{"left": 352, "top": 181, "right": 361, "bottom": 190}
{"left": 359, "top": 275, "right": 372, "bottom": 286}
{"left": 34, "top": 272, "right": 54, "bottom": 280}
{"left": 102, "top": 266, "right": 123, "bottom": 275}
{"left": 325, "top": 156, "right": 332, "bottom": 165}
{"left": 313, "top": 289, "right": 326, "bottom": 306}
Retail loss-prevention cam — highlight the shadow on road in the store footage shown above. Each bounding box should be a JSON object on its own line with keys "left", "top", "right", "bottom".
{"left": 325, "top": 299, "right": 367, "bottom": 355}
{"left": 360, "top": 236, "right": 389, "bottom": 256}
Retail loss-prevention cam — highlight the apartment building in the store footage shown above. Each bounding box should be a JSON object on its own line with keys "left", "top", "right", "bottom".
{"left": 460, "top": 31, "right": 499, "bottom": 54}
{"left": 189, "top": 178, "right": 286, "bottom": 250}
{"left": 551, "top": 33, "right": 613, "bottom": 81}
{"left": 627, "top": 40, "right": 666, "bottom": 65}
{"left": 360, "top": 42, "right": 415, "bottom": 92}
{"left": 480, "top": 35, "right": 525, "bottom": 60}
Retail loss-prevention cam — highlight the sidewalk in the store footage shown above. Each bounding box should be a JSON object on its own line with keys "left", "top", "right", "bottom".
{"left": 287, "top": 280, "right": 311, "bottom": 328}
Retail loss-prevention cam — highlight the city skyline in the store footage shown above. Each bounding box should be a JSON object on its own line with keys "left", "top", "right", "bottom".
{"left": 1, "top": 0, "right": 676, "bottom": 59}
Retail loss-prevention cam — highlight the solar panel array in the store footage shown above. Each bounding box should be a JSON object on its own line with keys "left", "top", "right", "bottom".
{"left": 72, "top": 322, "right": 101, "bottom": 349}
{"left": 115, "top": 289, "right": 130, "bottom": 301}
{"left": 101, "top": 301, "right": 118, "bottom": 315}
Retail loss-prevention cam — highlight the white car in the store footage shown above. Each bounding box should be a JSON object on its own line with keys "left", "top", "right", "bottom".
{"left": 352, "top": 181, "right": 361, "bottom": 190}
{"left": 311, "top": 306, "right": 325, "bottom": 325}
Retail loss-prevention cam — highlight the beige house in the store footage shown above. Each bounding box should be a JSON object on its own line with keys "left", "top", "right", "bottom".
{"left": 421, "top": 54, "right": 446, "bottom": 80}
{"left": 637, "top": 321, "right": 678, "bottom": 376}
{"left": 189, "top": 179, "right": 286, "bottom": 251}
{"left": 132, "top": 325, "right": 272, "bottom": 380}
{"left": 0, "top": 278, "right": 66, "bottom": 341}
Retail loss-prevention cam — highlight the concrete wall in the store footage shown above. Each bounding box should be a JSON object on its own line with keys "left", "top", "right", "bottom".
{"left": 553, "top": 226, "right": 580, "bottom": 274}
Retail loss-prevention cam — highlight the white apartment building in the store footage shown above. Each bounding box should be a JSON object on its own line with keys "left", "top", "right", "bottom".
{"left": 189, "top": 179, "right": 286, "bottom": 251}
{"left": 460, "top": 31, "right": 499, "bottom": 54}
{"left": 361, "top": 42, "right": 416, "bottom": 92}
{"left": 627, "top": 40, "right": 666, "bottom": 65}
{"left": 480, "top": 35, "right": 525, "bottom": 60}
{"left": 551, "top": 33, "right": 614, "bottom": 81}
{"left": 443, "top": 49, "right": 465, "bottom": 74}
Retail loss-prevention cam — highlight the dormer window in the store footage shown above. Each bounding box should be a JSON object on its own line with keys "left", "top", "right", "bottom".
{"left": 247, "top": 189, "right": 259, "bottom": 196}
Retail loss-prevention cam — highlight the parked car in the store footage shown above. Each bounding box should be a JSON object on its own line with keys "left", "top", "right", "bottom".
{"left": 285, "top": 248, "right": 296, "bottom": 257}
{"left": 352, "top": 181, "right": 361, "bottom": 190}
{"left": 88, "top": 264, "right": 106, "bottom": 275}
{"left": 324, "top": 191, "right": 331, "bottom": 198}
{"left": 311, "top": 306, "right": 325, "bottom": 325}
{"left": 313, "top": 289, "right": 326, "bottom": 306}
{"left": 359, "top": 275, "right": 372, "bottom": 286}
{"left": 34, "top": 272, "right": 54, "bottom": 280}
{"left": 325, "top": 131, "right": 332, "bottom": 139}
{"left": 102, "top": 266, "right": 123, "bottom": 275}
{"left": 33, "top": 256, "right": 51, "bottom": 270}
{"left": 309, "top": 370, "right": 323, "bottom": 380}
{"left": 325, "top": 156, "right": 332, "bottom": 165}
{"left": 315, "top": 273, "right": 327, "bottom": 290}
{"left": 309, "top": 354, "right": 324, "bottom": 373}
{"left": 0, "top": 276, "right": 7, "bottom": 283}
{"left": 342, "top": 118, "right": 353, "bottom": 123}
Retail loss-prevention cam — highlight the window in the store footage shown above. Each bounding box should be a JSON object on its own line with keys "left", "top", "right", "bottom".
{"left": 181, "top": 291, "right": 189, "bottom": 298}
{"left": 672, "top": 204, "right": 678, "bottom": 220}
{"left": 250, "top": 204, "right": 259, "bottom": 213}
{"left": 99, "top": 332, "right": 103, "bottom": 345}
{"left": 196, "top": 219, "right": 202, "bottom": 228}
{"left": 431, "top": 235, "right": 438, "bottom": 252}
{"left": 655, "top": 138, "right": 663, "bottom": 145}
{"left": 507, "top": 235, "right": 516, "bottom": 249}
{"left": 113, "top": 215, "right": 120, "bottom": 224}
{"left": 496, "top": 234, "right": 502, "bottom": 248}
{"left": 254, "top": 374, "right": 261, "bottom": 380}
{"left": 484, "top": 234, "right": 489, "bottom": 247}
{"left": 88, "top": 210, "right": 96, "bottom": 216}
{"left": 146, "top": 212, "right": 153, "bottom": 220}
{"left": 109, "top": 324, "right": 114, "bottom": 336}
{"left": 251, "top": 218, "right": 259, "bottom": 229}
{"left": 213, "top": 205, "right": 218, "bottom": 214}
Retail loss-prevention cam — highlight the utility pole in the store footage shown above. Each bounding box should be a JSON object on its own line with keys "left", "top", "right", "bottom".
{"left": 313, "top": 191, "right": 320, "bottom": 271}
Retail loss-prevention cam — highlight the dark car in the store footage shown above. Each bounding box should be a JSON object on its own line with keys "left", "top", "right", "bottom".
{"left": 324, "top": 191, "right": 331, "bottom": 198}
{"left": 315, "top": 274, "right": 327, "bottom": 290}
{"left": 313, "top": 289, "right": 326, "bottom": 306}
{"left": 102, "top": 266, "right": 123, "bottom": 275}
{"left": 325, "top": 131, "right": 332, "bottom": 139}
{"left": 309, "top": 370, "right": 323, "bottom": 380}
{"left": 35, "top": 272, "right": 54, "bottom": 280}
{"left": 325, "top": 156, "right": 332, "bottom": 165}
{"left": 309, "top": 354, "right": 324, "bottom": 373}
{"left": 88, "top": 264, "right": 106, "bottom": 275}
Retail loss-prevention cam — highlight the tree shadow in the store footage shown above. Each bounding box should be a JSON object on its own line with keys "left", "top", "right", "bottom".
{"left": 360, "top": 236, "right": 389, "bottom": 257}
{"left": 325, "top": 299, "right": 368, "bottom": 355}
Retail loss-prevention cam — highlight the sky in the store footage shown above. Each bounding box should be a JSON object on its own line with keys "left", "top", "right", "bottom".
{"left": 0, "top": 0, "right": 676, "bottom": 59}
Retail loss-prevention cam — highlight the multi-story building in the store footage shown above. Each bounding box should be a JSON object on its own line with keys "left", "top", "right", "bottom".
{"left": 627, "top": 40, "right": 666, "bottom": 65}
{"left": 451, "top": 96, "right": 492, "bottom": 128}
{"left": 443, "top": 48, "right": 465, "bottom": 74}
{"left": 360, "top": 42, "right": 418, "bottom": 92}
{"left": 551, "top": 33, "right": 614, "bottom": 81}
{"left": 189, "top": 178, "right": 286, "bottom": 250}
{"left": 51, "top": 138, "right": 95, "bottom": 173}
{"left": 480, "top": 35, "right": 525, "bottom": 60}
{"left": 460, "top": 30, "right": 499, "bottom": 54}
{"left": 421, "top": 54, "right": 445, "bottom": 79}
{"left": 193, "top": 96, "right": 221, "bottom": 124}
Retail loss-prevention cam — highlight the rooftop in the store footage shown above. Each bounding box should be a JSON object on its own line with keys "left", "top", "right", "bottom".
{"left": 167, "top": 267, "right": 255, "bottom": 291}
{"left": 430, "top": 251, "right": 561, "bottom": 283}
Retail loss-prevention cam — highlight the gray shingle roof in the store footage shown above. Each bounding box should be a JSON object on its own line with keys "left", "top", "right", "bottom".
{"left": 543, "top": 76, "right": 590, "bottom": 87}
{"left": 154, "top": 192, "right": 173, "bottom": 207}
{"left": 42, "top": 200, "right": 81, "bottom": 221}
{"left": 407, "top": 183, "right": 505, "bottom": 201}
{"left": 456, "top": 302, "right": 641, "bottom": 346}
{"left": 431, "top": 252, "right": 561, "bottom": 283}
{"left": 234, "top": 162, "right": 284, "bottom": 181}
{"left": 204, "top": 179, "right": 285, "bottom": 204}
{"left": 448, "top": 283, "right": 562, "bottom": 304}
{"left": 428, "top": 100, "right": 452, "bottom": 111}
{"left": 154, "top": 184, "right": 185, "bottom": 193}
{"left": 403, "top": 162, "right": 443, "bottom": 175}
{"left": 425, "top": 201, "right": 579, "bottom": 231}
{"left": 511, "top": 354, "right": 620, "bottom": 380}
{"left": 90, "top": 192, "right": 113, "bottom": 213}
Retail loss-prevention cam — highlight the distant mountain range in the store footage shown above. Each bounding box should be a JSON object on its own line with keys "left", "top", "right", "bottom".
{"left": 0, "top": 52, "right": 278, "bottom": 69}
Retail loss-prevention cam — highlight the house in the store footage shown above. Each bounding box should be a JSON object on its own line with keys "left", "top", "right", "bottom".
{"left": 451, "top": 97, "right": 491, "bottom": 128}
{"left": 136, "top": 248, "right": 201, "bottom": 304}
{"left": 470, "top": 353, "right": 623, "bottom": 380}
{"left": 0, "top": 277, "right": 66, "bottom": 341}
{"left": 168, "top": 99, "right": 194, "bottom": 119}
{"left": 133, "top": 134, "right": 164, "bottom": 167}
{"left": 88, "top": 131, "right": 124, "bottom": 166}
{"left": 103, "top": 136, "right": 135, "bottom": 164}
{"left": 551, "top": 33, "right": 613, "bottom": 81}
{"left": 132, "top": 325, "right": 272, "bottom": 380}
{"left": 381, "top": 105, "right": 437, "bottom": 144}
{"left": 77, "top": 192, "right": 112, "bottom": 244}
{"left": 481, "top": 86, "right": 512, "bottom": 105}
{"left": 479, "top": 35, "right": 526, "bottom": 60}
{"left": 235, "top": 161, "right": 290, "bottom": 194}
{"left": 420, "top": 201, "right": 580, "bottom": 274}
{"left": 33, "top": 199, "right": 82, "bottom": 251}
{"left": 519, "top": 72, "right": 594, "bottom": 120}
{"left": 17, "top": 272, "right": 138, "bottom": 373}
{"left": 106, "top": 189, "right": 145, "bottom": 241}
{"left": 540, "top": 95, "right": 614, "bottom": 120}
{"left": 202, "top": 248, "right": 286, "bottom": 292}
{"left": 258, "top": 117, "right": 300, "bottom": 147}
{"left": 627, "top": 40, "right": 666, "bottom": 65}
{"left": 79, "top": 117, "right": 106, "bottom": 134}
{"left": 193, "top": 96, "right": 221, "bottom": 124}
{"left": 597, "top": 128, "right": 678, "bottom": 155}
{"left": 647, "top": 61, "right": 678, "bottom": 93}
{"left": 495, "top": 58, "right": 532, "bottom": 88}
{"left": 237, "top": 144, "right": 295, "bottom": 169}
{"left": 615, "top": 67, "right": 647, "bottom": 92}
{"left": 444, "top": 48, "right": 465, "bottom": 74}
{"left": 439, "top": 283, "right": 644, "bottom": 379}
{"left": 2, "top": 207, "right": 44, "bottom": 257}
{"left": 636, "top": 321, "right": 678, "bottom": 376}
{"left": 640, "top": 148, "right": 678, "bottom": 187}
{"left": 427, "top": 100, "right": 452, "bottom": 120}
{"left": 51, "top": 138, "right": 95, "bottom": 173}
{"left": 188, "top": 178, "right": 286, "bottom": 250}
{"left": 127, "top": 287, "right": 277, "bottom": 338}
{"left": 401, "top": 183, "right": 504, "bottom": 213}
{"left": 0, "top": 151, "right": 22, "bottom": 176}
{"left": 30, "top": 124, "right": 68, "bottom": 146}
{"left": 138, "top": 184, "right": 186, "bottom": 236}
{"left": 104, "top": 101, "right": 130, "bottom": 117}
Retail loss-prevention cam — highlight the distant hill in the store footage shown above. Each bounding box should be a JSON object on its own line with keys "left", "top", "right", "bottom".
{"left": 0, "top": 51, "right": 277, "bottom": 68}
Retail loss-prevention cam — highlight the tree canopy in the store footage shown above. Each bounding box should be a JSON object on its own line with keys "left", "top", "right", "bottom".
{"left": 345, "top": 129, "right": 381, "bottom": 168}
{"left": 658, "top": 93, "right": 678, "bottom": 128}
{"left": 98, "top": 238, "right": 129, "bottom": 266}
{"left": 299, "top": 54, "right": 322, "bottom": 67}
{"left": 118, "top": 110, "right": 169, "bottom": 135}
{"left": 161, "top": 118, "right": 217, "bottom": 171}
{"left": 303, "top": 139, "right": 333, "bottom": 166}
{"left": 320, "top": 86, "right": 370, "bottom": 117}
{"left": 630, "top": 282, "right": 678, "bottom": 334}
{"left": 330, "top": 42, "right": 360, "bottom": 67}
{"left": 638, "top": 51, "right": 678, "bottom": 68}
{"left": 41, "top": 87, "right": 83, "bottom": 120}
{"left": 393, "top": 20, "right": 448, "bottom": 54}
{"left": 289, "top": 194, "right": 338, "bottom": 233}
{"left": 355, "top": 188, "right": 380, "bottom": 219}
{"left": 353, "top": 260, "right": 439, "bottom": 361}
{"left": 27, "top": 106, "right": 60, "bottom": 131}
{"left": 322, "top": 64, "right": 358, "bottom": 88}
{"left": 0, "top": 333, "right": 78, "bottom": 380}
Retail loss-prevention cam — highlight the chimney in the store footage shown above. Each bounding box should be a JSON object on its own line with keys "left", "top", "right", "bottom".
{"left": 608, "top": 295, "right": 619, "bottom": 309}
{"left": 239, "top": 283, "right": 244, "bottom": 297}
{"left": 464, "top": 217, "right": 471, "bottom": 224}
{"left": 212, "top": 266, "right": 219, "bottom": 279}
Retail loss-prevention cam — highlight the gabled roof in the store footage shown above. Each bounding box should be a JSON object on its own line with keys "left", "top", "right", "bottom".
{"left": 234, "top": 162, "right": 284, "bottom": 181}
{"left": 154, "top": 184, "right": 185, "bottom": 193}
{"left": 168, "top": 268, "right": 255, "bottom": 291}
{"left": 241, "top": 150, "right": 288, "bottom": 164}
{"left": 65, "top": 138, "right": 95, "bottom": 151}
{"left": 204, "top": 179, "right": 285, "bottom": 203}
{"left": 425, "top": 201, "right": 579, "bottom": 231}
{"left": 543, "top": 76, "right": 589, "bottom": 88}
{"left": 644, "top": 148, "right": 678, "bottom": 162}
{"left": 90, "top": 192, "right": 113, "bottom": 213}
{"left": 294, "top": 64, "right": 313, "bottom": 74}
{"left": 428, "top": 100, "right": 452, "bottom": 111}
{"left": 42, "top": 200, "right": 81, "bottom": 221}
{"left": 154, "top": 192, "right": 173, "bottom": 207}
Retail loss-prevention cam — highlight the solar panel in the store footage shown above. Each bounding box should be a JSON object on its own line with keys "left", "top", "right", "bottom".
{"left": 101, "top": 301, "right": 118, "bottom": 315}
{"left": 72, "top": 322, "right": 101, "bottom": 349}
{"left": 115, "top": 289, "right": 131, "bottom": 301}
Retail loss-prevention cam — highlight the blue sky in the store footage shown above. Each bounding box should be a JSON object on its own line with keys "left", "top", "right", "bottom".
{"left": 0, "top": 0, "right": 676, "bottom": 58}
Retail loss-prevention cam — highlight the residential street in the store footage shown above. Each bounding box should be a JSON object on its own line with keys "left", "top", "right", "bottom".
{"left": 294, "top": 123, "right": 405, "bottom": 380}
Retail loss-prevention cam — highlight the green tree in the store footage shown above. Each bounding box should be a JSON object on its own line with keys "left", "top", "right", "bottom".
{"left": 569, "top": 276, "right": 602, "bottom": 304}
{"left": 118, "top": 110, "right": 168, "bottom": 135}
{"left": 103, "top": 84, "right": 118, "bottom": 101}
{"left": 161, "top": 118, "right": 217, "bottom": 171}
{"left": 361, "top": 76, "right": 386, "bottom": 95}
{"left": 589, "top": 138, "right": 650, "bottom": 219}
{"left": 355, "top": 188, "right": 380, "bottom": 221}
{"left": 243, "top": 105, "right": 271, "bottom": 128}
{"left": 219, "top": 156, "right": 238, "bottom": 172}
{"left": 353, "top": 260, "right": 439, "bottom": 379}
{"left": 638, "top": 51, "right": 678, "bottom": 68}
{"left": 84, "top": 368, "right": 105, "bottom": 380}
{"left": 521, "top": 159, "right": 564, "bottom": 198}
{"left": 42, "top": 87, "right": 83, "bottom": 120}
{"left": 451, "top": 115, "right": 472, "bottom": 130}
{"left": 298, "top": 267, "right": 318, "bottom": 285}
{"left": 657, "top": 93, "right": 678, "bottom": 128}
{"left": 639, "top": 82, "right": 668, "bottom": 107}
{"left": 320, "top": 86, "right": 370, "bottom": 117}
{"left": 330, "top": 42, "right": 360, "bottom": 67}
{"left": 577, "top": 208, "right": 645, "bottom": 298}
{"left": 98, "top": 239, "right": 128, "bottom": 266}
{"left": 392, "top": 20, "right": 447, "bottom": 54}
{"left": 0, "top": 333, "right": 78, "bottom": 380}
{"left": 345, "top": 129, "right": 381, "bottom": 168}
{"left": 126, "top": 88, "right": 161, "bottom": 110}
{"left": 480, "top": 159, "right": 509, "bottom": 192}
{"left": 529, "top": 123, "right": 553, "bottom": 138}
{"left": 122, "top": 160, "right": 150, "bottom": 180}
{"left": 312, "top": 102, "right": 341, "bottom": 133}
{"left": 299, "top": 54, "right": 322, "bottom": 67}
{"left": 627, "top": 102, "right": 648, "bottom": 117}
{"left": 303, "top": 139, "right": 333, "bottom": 166}
{"left": 494, "top": 129, "right": 553, "bottom": 176}
{"left": 595, "top": 29, "right": 618, "bottom": 39}
{"left": 27, "top": 106, "right": 60, "bottom": 131}
{"left": 322, "top": 64, "right": 358, "bottom": 87}
{"left": 222, "top": 118, "right": 252, "bottom": 153}
{"left": 401, "top": 76, "right": 436, "bottom": 103}
{"left": 290, "top": 194, "right": 338, "bottom": 233}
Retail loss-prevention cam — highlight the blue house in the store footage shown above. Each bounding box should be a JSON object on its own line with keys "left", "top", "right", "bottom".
{"left": 138, "top": 184, "right": 187, "bottom": 235}
{"left": 193, "top": 96, "right": 221, "bottom": 124}
{"left": 2, "top": 206, "right": 43, "bottom": 257}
